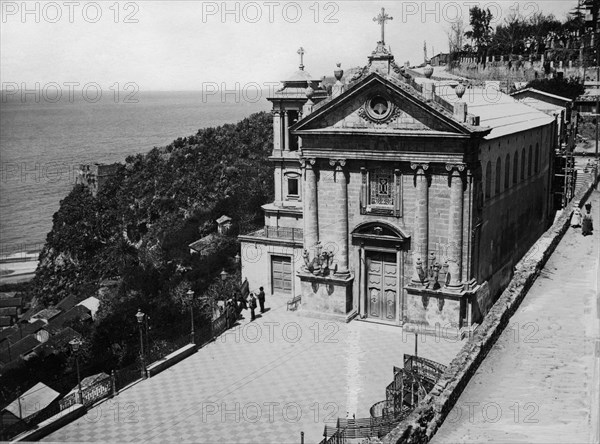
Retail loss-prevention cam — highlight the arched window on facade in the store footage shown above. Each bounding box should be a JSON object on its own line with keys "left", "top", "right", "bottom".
{"left": 535, "top": 143, "right": 540, "bottom": 173}
{"left": 513, "top": 151, "right": 518, "bottom": 184}
{"left": 528, "top": 145, "right": 533, "bottom": 177}
{"left": 505, "top": 154, "right": 510, "bottom": 189}
{"left": 495, "top": 157, "right": 501, "bottom": 195}
{"left": 485, "top": 161, "right": 492, "bottom": 199}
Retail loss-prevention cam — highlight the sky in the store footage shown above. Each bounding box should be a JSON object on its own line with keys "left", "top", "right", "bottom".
{"left": 0, "top": 1, "right": 577, "bottom": 91}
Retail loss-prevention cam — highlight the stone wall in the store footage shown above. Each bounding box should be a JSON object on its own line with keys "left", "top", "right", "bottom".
{"left": 381, "top": 170, "right": 598, "bottom": 444}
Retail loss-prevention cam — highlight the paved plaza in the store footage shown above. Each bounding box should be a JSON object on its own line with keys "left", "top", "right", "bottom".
{"left": 43, "top": 298, "right": 463, "bottom": 443}
{"left": 434, "top": 189, "right": 600, "bottom": 444}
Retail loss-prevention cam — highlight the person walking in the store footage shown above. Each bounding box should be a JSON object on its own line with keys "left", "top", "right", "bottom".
{"left": 249, "top": 293, "right": 257, "bottom": 321}
{"left": 257, "top": 287, "right": 266, "bottom": 313}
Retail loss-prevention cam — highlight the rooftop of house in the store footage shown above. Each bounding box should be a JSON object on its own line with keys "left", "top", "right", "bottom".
{"left": 0, "top": 334, "right": 41, "bottom": 364}
{"left": 0, "top": 319, "right": 45, "bottom": 343}
{"left": 0, "top": 297, "right": 22, "bottom": 308}
{"left": 45, "top": 305, "right": 92, "bottom": 334}
{"left": 510, "top": 87, "right": 573, "bottom": 104}
{"left": 3, "top": 382, "right": 60, "bottom": 420}
{"left": 77, "top": 297, "right": 100, "bottom": 320}
{"left": 30, "top": 308, "right": 62, "bottom": 323}
{"left": 55, "top": 295, "right": 78, "bottom": 312}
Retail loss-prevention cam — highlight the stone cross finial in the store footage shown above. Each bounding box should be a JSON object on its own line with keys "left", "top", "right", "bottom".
{"left": 373, "top": 7, "right": 393, "bottom": 44}
{"left": 297, "top": 47, "right": 305, "bottom": 70}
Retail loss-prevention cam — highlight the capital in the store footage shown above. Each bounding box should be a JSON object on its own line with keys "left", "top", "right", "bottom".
{"left": 271, "top": 109, "right": 281, "bottom": 116}
{"left": 328, "top": 158, "right": 347, "bottom": 170}
{"left": 410, "top": 162, "right": 429, "bottom": 173}
{"left": 299, "top": 157, "right": 316, "bottom": 169}
{"left": 445, "top": 163, "right": 466, "bottom": 173}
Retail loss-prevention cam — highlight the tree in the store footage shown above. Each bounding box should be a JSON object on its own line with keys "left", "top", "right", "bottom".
{"left": 446, "top": 18, "right": 465, "bottom": 60}
{"left": 464, "top": 6, "right": 494, "bottom": 62}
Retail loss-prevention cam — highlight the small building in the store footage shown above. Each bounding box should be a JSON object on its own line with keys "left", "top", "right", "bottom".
{"left": 1, "top": 382, "right": 60, "bottom": 425}
{"left": 216, "top": 215, "right": 233, "bottom": 235}
{"left": 77, "top": 297, "right": 100, "bottom": 320}
{"left": 429, "top": 53, "right": 450, "bottom": 66}
{"left": 77, "top": 163, "right": 120, "bottom": 197}
{"left": 511, "top": 87, "right": 573, "bottom": 143}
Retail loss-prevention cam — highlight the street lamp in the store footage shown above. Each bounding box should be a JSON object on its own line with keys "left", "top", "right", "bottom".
{"left": 187, "top": 289, "right": 195, "bottom": 344}
{"left": 69, "top": 338, "right": 83, "bottom": 404}
{"left": 135, "top": 309, "right": 146, "bottom": 379}
{"left": 220, "top": 269, "right": 229, "bottom": 281}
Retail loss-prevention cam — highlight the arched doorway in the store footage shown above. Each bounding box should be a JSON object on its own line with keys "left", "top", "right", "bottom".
{"left": 351, "top": 221, "right": 410, "bottom": 325}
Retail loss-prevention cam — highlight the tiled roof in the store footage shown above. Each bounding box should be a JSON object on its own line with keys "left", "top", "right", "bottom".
{"left": 0, "top": 335, "right": 41, "bottom": 364}
{"left": 0, "top": 316, "right": 11, "bottom": 327}
{"left": 31, "top": 308, "right": 61, "bottom": 322}
{"left": 0, "top": 307, "right": 17, "bottom": 316}
{"left": 45, "top": 305, "right": 91, "bottom": 334}
{"left": 56, "top": 295, "right": 77, "bottom": 312}
{"left": 0, "top": 319, "right": 45, "bottom": 342}
{"left": 3, "top": 382, "right": 60, "bottom": 420}
{"left": 0, "top": 298, "right": 22, "bottom": 308}
{"left": 37, "top": 327, "right": 81, "bottom": 355}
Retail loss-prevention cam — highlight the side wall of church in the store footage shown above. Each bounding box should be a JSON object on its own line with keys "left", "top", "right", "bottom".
{"left": 473, "top": 123, "right": 555, "bottom": 320}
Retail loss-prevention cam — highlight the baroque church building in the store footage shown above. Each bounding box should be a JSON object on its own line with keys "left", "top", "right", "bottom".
{"left": 240, "top": 15, "right": 557, "bottom": 336}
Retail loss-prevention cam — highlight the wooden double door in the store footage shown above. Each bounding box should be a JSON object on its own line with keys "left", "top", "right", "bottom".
{"left": 366, "top": 251, "right": 398, "bottom": 322}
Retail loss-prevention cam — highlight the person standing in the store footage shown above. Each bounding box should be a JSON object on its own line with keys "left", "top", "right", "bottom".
{"left": 582, "top": 203, "right": 594, "bottom": 236}
{"left": 249, "top": 293, "right": 257, "bottom": 321}
{"left": 257, "top": 287, "right": 266, "bottom": 313}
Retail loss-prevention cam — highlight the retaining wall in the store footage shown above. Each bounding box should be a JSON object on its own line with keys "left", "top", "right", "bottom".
{"left": 381, "top": 171, "right": 599, "bottom": 444}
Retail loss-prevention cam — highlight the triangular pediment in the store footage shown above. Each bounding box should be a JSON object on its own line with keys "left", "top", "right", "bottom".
{"left": 292, "top": 73, "right": 472, "bottom": 136}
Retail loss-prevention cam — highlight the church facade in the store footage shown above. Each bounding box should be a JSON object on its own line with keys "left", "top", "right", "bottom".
{"left": 240, "top": 28, "right": 557, "bottom": 336}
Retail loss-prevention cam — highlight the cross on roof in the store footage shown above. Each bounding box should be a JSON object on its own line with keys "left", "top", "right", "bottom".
{"left": 373, "top": 7, "right": 393, "bottom": 44}
{"left": 297, "top": 47, "right": 305, "bottom": 70}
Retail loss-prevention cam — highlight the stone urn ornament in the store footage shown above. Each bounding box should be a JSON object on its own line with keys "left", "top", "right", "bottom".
{"left": 423, "top": 63, "right": 434, "bottom": 79}
{"left": 455, "top": 81, "right": 466, "bottom": 99}
{"left": 334, "top": 63, "right": 344, "bottom": 81}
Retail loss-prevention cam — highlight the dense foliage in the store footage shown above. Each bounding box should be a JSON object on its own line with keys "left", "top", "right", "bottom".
{"left": 526, "top": 77, "right": 586, "bottom": 100}
{"left": 456, "top": 1, "right": 598, "bottom": 62}
{"left": 26, "top": 111, "right": 273, "bottom": 370}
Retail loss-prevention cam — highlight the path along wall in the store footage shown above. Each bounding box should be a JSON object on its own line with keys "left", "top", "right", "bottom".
{"left": 381, "top": 169, "right": 599, "bottom": 444}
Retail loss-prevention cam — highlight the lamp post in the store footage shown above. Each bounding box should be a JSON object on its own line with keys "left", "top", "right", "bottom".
{"left": 135, "top": 309, "right": 146, "bottom": 379}
{"left": 220, "top": 269, "right": 229, "bottom": 281}
{"left": 69, "top": 338, "right": 83, "bottom": 404}
{"left": 187, "top": 289, "right": 195, "bottom": 344}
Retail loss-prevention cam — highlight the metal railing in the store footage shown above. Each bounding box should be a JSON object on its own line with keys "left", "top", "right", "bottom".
{"left": 264, "top": 226, "right": 303, "bottom": 241}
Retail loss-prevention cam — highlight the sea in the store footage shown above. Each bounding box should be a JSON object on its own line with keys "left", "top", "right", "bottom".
{"left": 0, "top": 91, "right": 270, "bottom": 258}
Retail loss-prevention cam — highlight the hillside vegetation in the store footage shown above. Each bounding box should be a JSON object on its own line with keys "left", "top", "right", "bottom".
{"left": 25, "top": 111, "right": 273, "bottom": 370}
